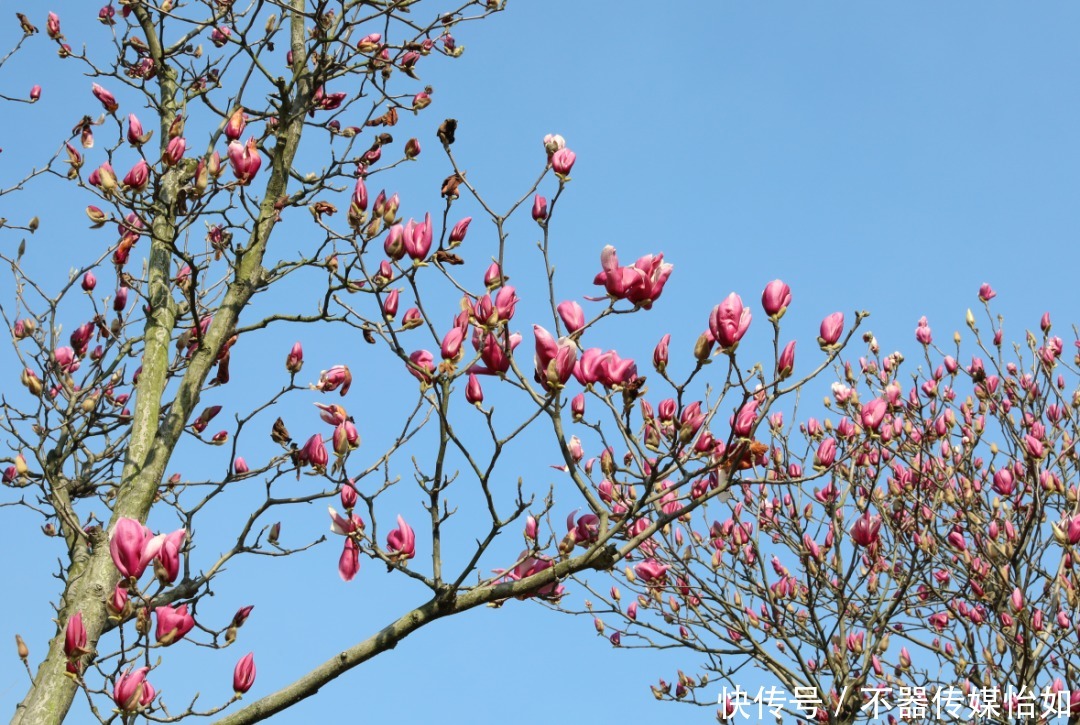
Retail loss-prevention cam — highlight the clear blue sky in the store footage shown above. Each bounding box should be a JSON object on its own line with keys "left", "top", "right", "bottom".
{"left": 2, "top": 2, "right": 1079, "bottom": 723}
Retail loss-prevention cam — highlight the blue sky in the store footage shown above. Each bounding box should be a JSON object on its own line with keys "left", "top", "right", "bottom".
{"left": 2, "top": 2, "right": 1080, "bottom": 723}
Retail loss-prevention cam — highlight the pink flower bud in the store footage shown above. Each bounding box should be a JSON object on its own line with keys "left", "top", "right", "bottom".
{"left": 532, "top": 194, "right": 548, "bottom": 222}
{"left": 123, "top": 160, "right": 150, "bottom": 192}
{"left": 653, "top": 334, "right": 670, "bottom": 373}
{"left": 99, "top": 5, "right": 115, "bottom": 24}
{"left": 1041, "top": 311, "right": 1052, "bottom": 332}
{"left": 557, "top": 300, "right": 585, "bottom": 334}
{"left": 448, "top": 217, "right": 471, "bottom": 244}
{"left": 155, "top": 603, "right": 195, "bottom": 645}
{"left": 777, "top": 340, "right": 796, "bottom": 379}
{"left": 47, "top": 12, "right": 62, "bottom": 39}
{"left": 571, "top": 393, "right": 585, "bottom": 422}
{"left": 340, "top": 482, "right": 358, "bottom": 509}
{"left": 225, "top": 108, "right": 247, "bottom": 141}
{"left": 162, "top": 136, "right": 186, "bottom": 166}
{"left": 109, "top": 518, "right": 165, "bottom": 580}
{"left": 155, "top": 529, "right": 186, "bottom": 584}
{"left": 228, "top": 138, "right": 262, "bottom": 185}
{"left": 860, "top": 398, "right": 887, "bottom": 432}
{"left": 29, "top": 85, "right": 41, "bottom": 102}
{"left": 211, "top": 26, "right": 232, "bottom": 47}
{"left": 441, "top": 327, "right": 464, "bottom": 361}
{"left": 551, "top": 148, "right": 576, "bottom": 177}
{"left": 709, "top": 293, "right": 752, "bottom": 351}
{"left": 383, "top": 288, "right": 399, "bottom": 320}
{"left": 64, "top": 612, "right": 87, "bottom": 659}
{"left": 407, "top": 350, "right": 436, "bottom": 385}
{"left": 233, "top": 652, "right": 256, "bottom": 695}
{"left": 127, "top": 114, "right": 149, "bottom": 146}
{"left": 114, "top": 286, "right": 128, "bottom": 312}
{"left": 300, "top": 434, "right": 329, "bottom": 470}
{"left": 483, "top": 262, "right": 502, "bottom": 290}
{"left": 332, "top": 421, "right": 359, "bottom": 455}
{"left": 81, "top": 271, "right": 97, "bottom": 292}
{"left": 91, "top": 83, "right": 118, "bottom": 112}
{"left": 761, "top": 280, "right": 791, "bottom": 320}
{"left": 851, "top": 512, "right": 882, "bottom": 547}
{"left": 465, "top": 373, "right": 485, "bottom": 407}
{"left": 386, "top": 515, "right": 416, "bottom": 562}
{"left": 543, "top": 134, "right": 566, "bottom": 155}
{"left": 978, "top": 283, "right": 996, "bottom": 302}
{"left": 817, "top": 312, "right": 845, "bottom": 349}
{"left": 524, "top": 515, "right": 539, "bottom": 541}
{"left": 384, "top": 225, "right": 405, "bottom": 260}
{"left": 113, "top": 667, "right": 154, "bottom": 712}
{"left": 339, "top": 538, "right": 360, "bottom": 581}
{"left": 234, "top": 457, "right": 249, "bottom": 474}
{"left": 285, "top": 342, "right": 303, "bottom": 373}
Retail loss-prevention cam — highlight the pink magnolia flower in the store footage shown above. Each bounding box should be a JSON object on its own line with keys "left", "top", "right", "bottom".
{"left": 634, "top": 559, "right": 669, "bottom": 586}
{"left": 233, "top": 653, "right": 256, "bottom": 695}
{"left": 761, "top": 280, "right": 791, "bottom": 320}
{"left": 113, "top": 667, "right": 155, "bottom": 712}
{"left": 814, "top": 438, "right": 837, "bottom": 469}
{"left": 992, "top": 468, "right": 1015, "bottom": 496}
{"left": 448, "top": 217, "right": 471, "bottom": 244}
{"left": 285, "top": 342, "right": 303, "bottom": 373}
{"left": 228, "top": 138, "right": 262, "bottom": 185}
{"left": 234, "top": 457, "right": 249, "bottom": 475}
{"left": 777, "top": 340, "right": 796, "bottom": 379}
{"left": 328, "top": 506, "right": 365, "bottom": 537}
{"left": 732, "top": 399, "right": 758, "bottom": 438}
{"left": 46, "top": 12, "right": 62, "bottom": 39}
{"left": 91, "top": 83, "right": 118, "bottom": 112}
{"left": 81, "top": 271, "right": 97, "bottom": 292}
{"left": 299, "top": 434, "right": 328, "bottom": 470}
{"left": 551, "top": 148, "right": 576, "bottom": 177}
{"left": 860, "top": 398, "right": 887, "bottom": 432}
{"left": 315, "top": 365, "right": 351, "bottom": 396}
{"left": 155, "top": 603, "right": 196, "bottom": 645}
{"left": 110, "top": 517, "right": 165, "bottom": 580}
{"left": 465, "top": 373, "right": 484, "bottom": 405}
{"left": 710, "top": 293, "right": 752, "bottom": 351}
{"left": 543, "top": 133, "right": 566, "bottom": 155}
{"left": 441, "top": 327, "right": 465, "bottom": 361}
{"left": 64, "top": 612, "right": 87, "bottom": 659}
{"left": 332, "top": 421, "right": 359, "bottom": 455}
{"left": 162, "top": 136, "right": 186, "bottom": 166}
{"left": 533, "top": 325, "right": 577, "bottom": 390}
{"left": 127, "top": 114, "right": 150, "bottom": 146}
{"left": 403, "top": 214, "right": 433, "bottom": 262}
{"left": 339, "top": 537, "right": 360, "bottom": 581}
{"left": 315, "top": 403, "right": 348, "bottom": 426}
{"left": 818, "top": 312, "right": 845, "bottom": 349}
{"left": 224, "top": 108, "right": 247, "bottom": 141}
{"left": 211, "top": 26, "right": 232, "bottom": 47}
{"left": 386, "top": 515, "right": 416, "bottom": 563}
{"left": 532, "top": 194, "right": 548, "bottom": 222}
{"left": 978, "top": 283, "right": 996, "bottom": 302}
{"left": 653, "top": 334, "right": 671, "bottom": 373}
{"left": 407, "top": 349, "right": 436, "bottom": 385}
{"left": 499, "top": 552, "right": 565, "bottom": 600}
{"left": 851, "top": 512, "right": 882, "bottom": 547}
{"left": 915, "top": 316, "right": 932, "bottom": 345}
{"left": 155, "top": 528, "right": 187, "bottom": 584}
{"left": 339, "top": 482, "right": 358, "bottom": 510}
{"left": 571, "top": 393, "right": 585, "bottom": 421}
{"left": 123, "top": 160, "right": 150, "bottom": 192}
{"left": 29, "top": 84, "right": 41, "bottom": 102}
{"left": 557, "top": 300, "right": 585, "bottom": 334}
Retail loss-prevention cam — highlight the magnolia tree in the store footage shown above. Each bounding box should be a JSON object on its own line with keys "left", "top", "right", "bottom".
{"left": 0, "top": 2, "right": 861, "bottom": 723}
{"left": 562, "top": 285, "right": 1080, "bottom": 723}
